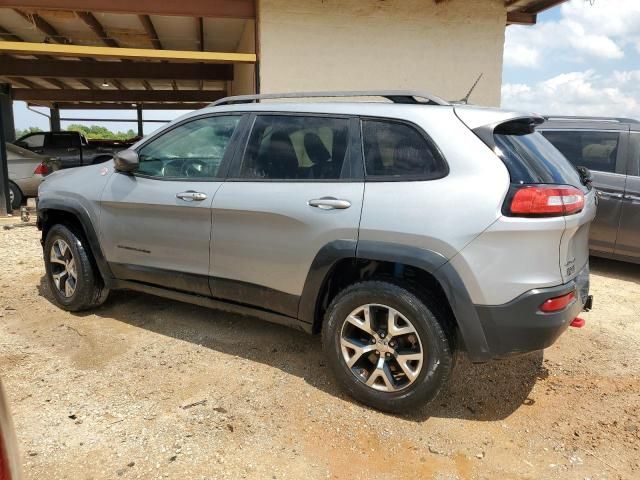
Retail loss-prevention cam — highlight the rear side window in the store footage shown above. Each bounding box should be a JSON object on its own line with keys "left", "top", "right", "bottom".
{"left": 361, "top": 120, "right": 447, "bottom": 180}
{"left": 48, "top": 133, "right": 78, "bottom": 148}
{"left": 540, "top": 130, "right": 620, "bottom": 173}
{"left": 493, "top": 126, "right": 583, "bottom": 188}
{"left": 240, "top": 115, "right": 349, "bottom": 180}
{"left": 20, "top": 133, "right": 45, "bottom": 148}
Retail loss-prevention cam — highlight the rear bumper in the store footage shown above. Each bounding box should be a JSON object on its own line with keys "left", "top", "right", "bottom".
{"left": 474, "top": 264, "right": 590, "bottom": 359}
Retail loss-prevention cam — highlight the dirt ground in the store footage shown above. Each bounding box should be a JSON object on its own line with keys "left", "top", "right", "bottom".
{"left": 0, "top": 224, "right": 638, "bottom": 480}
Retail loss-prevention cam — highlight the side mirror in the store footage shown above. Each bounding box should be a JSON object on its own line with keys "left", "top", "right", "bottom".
{"left": 113, "top": 149, "right": 139, "bottom": 172}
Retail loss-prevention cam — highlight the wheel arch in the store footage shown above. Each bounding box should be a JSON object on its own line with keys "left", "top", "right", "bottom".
{"left": 299, "top": 240, "right": 492, "bottom": 362}
{"left": 37, "top": 199, "right": 114, "bottom": 286}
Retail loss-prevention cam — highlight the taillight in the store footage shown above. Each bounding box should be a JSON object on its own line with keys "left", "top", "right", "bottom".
{"left": 508, "top": 185, "right": 584, "bottom": 217}
{"left": 33, "top": 162, "right": 49, "bottom": 175}
{"left": 539, "top": 291, "right": 576, "bottom": 313}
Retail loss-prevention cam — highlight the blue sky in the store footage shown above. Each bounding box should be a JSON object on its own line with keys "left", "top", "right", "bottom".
{"left": 13, "top": 0, "right": 640, "bottom": 134}
{"left": 502, "top": 0, "right": 640, "bottom": 117}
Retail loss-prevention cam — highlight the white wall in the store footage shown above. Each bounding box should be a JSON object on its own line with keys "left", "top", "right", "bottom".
{"left": 258, "top": 0, "right": 506, "bottom": 106}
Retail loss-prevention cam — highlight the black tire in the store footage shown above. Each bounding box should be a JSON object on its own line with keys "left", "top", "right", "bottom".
{"left": 8, "top": 182, "right": 22, "bottom": 210}
{"left": 43, "top": 224, "right": 109, "bottom": 311}
{"left": 322, "top": 280, "right": 454, "bottom": 413}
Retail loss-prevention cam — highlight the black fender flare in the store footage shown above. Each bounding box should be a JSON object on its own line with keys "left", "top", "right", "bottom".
{"left": 37, "top": 198, "right": 115, "bottom": 286}
{"left": 298, "top": 240, "right": 491, "bottom": 362}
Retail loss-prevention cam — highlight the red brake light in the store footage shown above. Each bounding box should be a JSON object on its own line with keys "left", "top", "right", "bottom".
{"left": 33, "top": 162, "right": 49, "bottom": 175}
{"left": 509, "top": 185, "right": 584, "bottom": 216}
{"left": 539, "top": 291, "right": 576, "bottom": 313}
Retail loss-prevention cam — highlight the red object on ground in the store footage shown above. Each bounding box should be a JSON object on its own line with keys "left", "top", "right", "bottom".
{"left": 570, "top": 317, "right": 585, "bottom": 328}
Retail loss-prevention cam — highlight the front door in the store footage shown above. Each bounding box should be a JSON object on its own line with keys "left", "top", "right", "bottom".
{"left": 615, "top": 131, "right": 640, "bottom": 259}
{"left": 210, "top": 114, "right": 364, "bottom": 318}
{"left": 99, "top": 114, "right": 245, "bottom": 295}
{"left": 45, "top": 132, "right": 83, "bottom": 168}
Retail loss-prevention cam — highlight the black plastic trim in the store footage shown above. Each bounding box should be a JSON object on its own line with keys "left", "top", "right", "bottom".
{"left": 37, "top": 198, "right": 115, "bottom": 286}
{"left": 211, "top": 276, "right": 299, "bottom": 318}
{"left": 110, "top": 263, "right": 211, "bottom": 297}
{"left": 298, "top": 240, "right": 358, "bottom": 325}
{"left": 112, "top": 279, "right": 310, "bottom": 333}
{"left": 475, "top": 280, "right": 586, "bottom": 358}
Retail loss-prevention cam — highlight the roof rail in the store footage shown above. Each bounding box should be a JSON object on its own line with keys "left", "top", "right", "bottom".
{"left": 209, "top": 90, "right": 450, "bottom": 107}
{"left": 544, "top": 115, "right": 639, "bottom": 124}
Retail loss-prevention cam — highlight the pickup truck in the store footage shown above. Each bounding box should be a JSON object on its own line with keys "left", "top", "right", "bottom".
{"left": 14, "top": 131, "right": 131, "bottom": 169}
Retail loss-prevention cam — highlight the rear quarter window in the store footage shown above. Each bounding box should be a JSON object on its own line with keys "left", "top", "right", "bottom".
{"left": 361, "top": 119, "right": 447, "bottom": 180}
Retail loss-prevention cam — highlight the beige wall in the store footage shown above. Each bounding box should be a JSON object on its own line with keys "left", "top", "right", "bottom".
{"left": 231, "top": 19, "right": 256, "bottom": 95}
{"left": 257, "top": 0, "right": 506, "bottom": 106}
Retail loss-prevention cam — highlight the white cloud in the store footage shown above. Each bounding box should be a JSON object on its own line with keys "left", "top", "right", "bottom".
{"left": 501, "top": 70, "right": 640, "bottom": 118}
{"left": 504, "top": 0, "right": 640, "bottom": 68}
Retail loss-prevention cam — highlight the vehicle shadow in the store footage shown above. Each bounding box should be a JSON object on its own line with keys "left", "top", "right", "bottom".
{"left": 38, "top": 277, "right": 546, "bottom": 422}
{"left": 589, "top": 256, "right": 640, "bottom": 285}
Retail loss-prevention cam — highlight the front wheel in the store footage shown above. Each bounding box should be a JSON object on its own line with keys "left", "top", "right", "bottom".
{"left": 44, "top": 224, "right": 109, "bottom": 311}
{"left": 8, "top": 182, "right": 22, "bottom": 210}
{"left": 322, "top": 280, "right": 454, "bottom": 413}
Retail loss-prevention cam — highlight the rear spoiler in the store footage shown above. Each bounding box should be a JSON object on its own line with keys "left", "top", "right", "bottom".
{"left": 454, "top": 106, "right": 545, "bottom": 149}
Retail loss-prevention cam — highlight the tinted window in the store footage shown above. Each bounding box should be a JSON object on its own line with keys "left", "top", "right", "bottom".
{"left": 628, "top": 132, "right": 640, "bottom": 177}
{"left": 48, "top": 133, "right": 78, "bottom": 148}
{"left": 361, "top": 120, "right": 446, "bottom": 179}
{"left": 540, "top": 130, "right": 620, "bottom": 173}
{"left": 137, "top": 116, "right": 240, "bottom": 179}
{"left": 240, "top": 115, "right": 349, "bottom": 180}
{"left": 494, "top": 126, "right": 584, "bottom": 189}
{"left": 20, "top": 133, "right": 45, "bottom": 148}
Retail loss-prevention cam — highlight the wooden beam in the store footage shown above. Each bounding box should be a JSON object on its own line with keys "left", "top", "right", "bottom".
{"left": 138, "top": 15, "right": 162, "bottom": 50}
{"left": 14, "top": 88, "right": 225, "bottom": 102}
{"left": 507, "top": 11, "right": 537, "bottom": 25}
{"left": 0, "top": 41, "right": 257, "bottom": 63}
{"left": 0, "top": 25, "right": 22, "bottom": 42}
{"left": 76, "top": 11, "right": 117, "bottom": 47}
{"left": 0, "top": 1, "right": 255, "bottom": 18}
{"left": 0, "top": 58, "right": 233, "bottom": 80}
{"left": 13, "top": 9, "right": 70, "bottom": 43}
{"left": 8, "top": 76, "right": 39, "bottom": 88}
{"left": 37, "top": 102, "right": 209, "bottom": 110}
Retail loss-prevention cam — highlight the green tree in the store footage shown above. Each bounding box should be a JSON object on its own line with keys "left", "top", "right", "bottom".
{"left": 15, "top": 126, "right": 43, "bottom": 139}
{"left": 66, "top": 124, "right": 136, "bottom": 141}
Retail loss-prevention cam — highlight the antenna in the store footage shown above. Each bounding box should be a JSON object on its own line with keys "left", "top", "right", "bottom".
{"left": 454, "top": 73, "right": 483, "bottom": 105}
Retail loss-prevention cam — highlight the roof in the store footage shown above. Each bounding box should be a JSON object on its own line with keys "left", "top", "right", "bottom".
{"left": 0, "top": 0, "right": 568, "bottom": 109}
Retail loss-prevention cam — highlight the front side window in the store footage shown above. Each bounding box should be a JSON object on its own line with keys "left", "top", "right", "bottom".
{"left": 239, "top": 115, "right": 350, "bottom": 180}
{"left": 20, "top": 133, "right": 45, "bottom": 148}
{"left": 629, "top": 132, "right": 640, "bottom": 177}
{"left": 137, "top": 116, "right": 240, "bottom": 179}
{"left": 361, "top": 120, "right": 447, "bottom": 179}
{"left": 540, "top": 130, "right": 620, "bottom": 173}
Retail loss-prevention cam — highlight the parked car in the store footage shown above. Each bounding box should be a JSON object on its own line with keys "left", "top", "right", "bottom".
{"left": 37, "top": 91, "right": 595, "bottom": 412}
{"left": 14, "top": 131, "right": 119, "bottom": 169}
{"left": 7, "top": 143, "right": 59, "bottom": 210}
{"left": 0, "top": 380, "right": 21, "bottom": 480}
{"left": 538, "top": 116, "right": 640, "bottom": 264}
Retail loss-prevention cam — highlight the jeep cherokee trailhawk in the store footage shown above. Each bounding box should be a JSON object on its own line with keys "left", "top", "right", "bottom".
{"left": 37, "top": 91, "right": 595, "bottom": 412}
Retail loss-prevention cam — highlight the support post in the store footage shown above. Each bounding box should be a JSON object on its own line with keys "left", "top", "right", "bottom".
{"left": 0, "top": 84, "right": 13, "bottom": 215}
{"left": 136, "top": 105, "right": 143, "bottom": 137}
{"left": 50, "top": 105, "right": 61, "bottom": 131}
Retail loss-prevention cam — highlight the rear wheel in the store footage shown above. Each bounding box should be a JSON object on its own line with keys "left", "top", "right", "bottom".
{"left": 322, "top": 280, "right": 453, "bottom": 413}
{"left": 44, "top": 224, "right": 109, "bottom": 311}
{"left": 8, "top": 182, "right": 22, "bottom": 210}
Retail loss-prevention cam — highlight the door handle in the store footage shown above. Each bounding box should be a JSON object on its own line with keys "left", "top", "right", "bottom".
{"left": 176, "top": 191, "right": 208, "bottom": 201}
{"left": 596, "top": 190, "right": 623, "bottom": 199}
{"left": 308, "top": 197, "right": 351, "bottom": 210}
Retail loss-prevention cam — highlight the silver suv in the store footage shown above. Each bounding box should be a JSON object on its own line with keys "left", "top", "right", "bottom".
{"left": 37, "top": 92, "right": 596, "bottom": 412}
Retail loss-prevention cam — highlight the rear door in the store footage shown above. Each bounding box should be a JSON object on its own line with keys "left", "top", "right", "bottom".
{"left": 540, "top": 128, "right": 626, "bottom": 254}
{"left": 615, "top": 131, "right": 640, "bottom": 259}
{"left": 100, "top": 114, "right": 245, "bottom": 295}
{"left": 210, "top": 113, "right": 363, "bottom": 319}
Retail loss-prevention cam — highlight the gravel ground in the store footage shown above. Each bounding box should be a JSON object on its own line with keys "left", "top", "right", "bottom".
{"left": 0, "top": 224, "right": 639, "bottom": 480}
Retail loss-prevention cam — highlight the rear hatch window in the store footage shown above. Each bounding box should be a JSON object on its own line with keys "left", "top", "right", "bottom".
{"left": 492, "top": 120, "right": 587, "bottom": 191}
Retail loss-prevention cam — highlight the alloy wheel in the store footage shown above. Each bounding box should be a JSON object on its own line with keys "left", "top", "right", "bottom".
{"left": 340, "top": 304, "right": 424, "bottom": 392}
{"left": 49, "top": 239, "right": 77, "bottom": 298}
